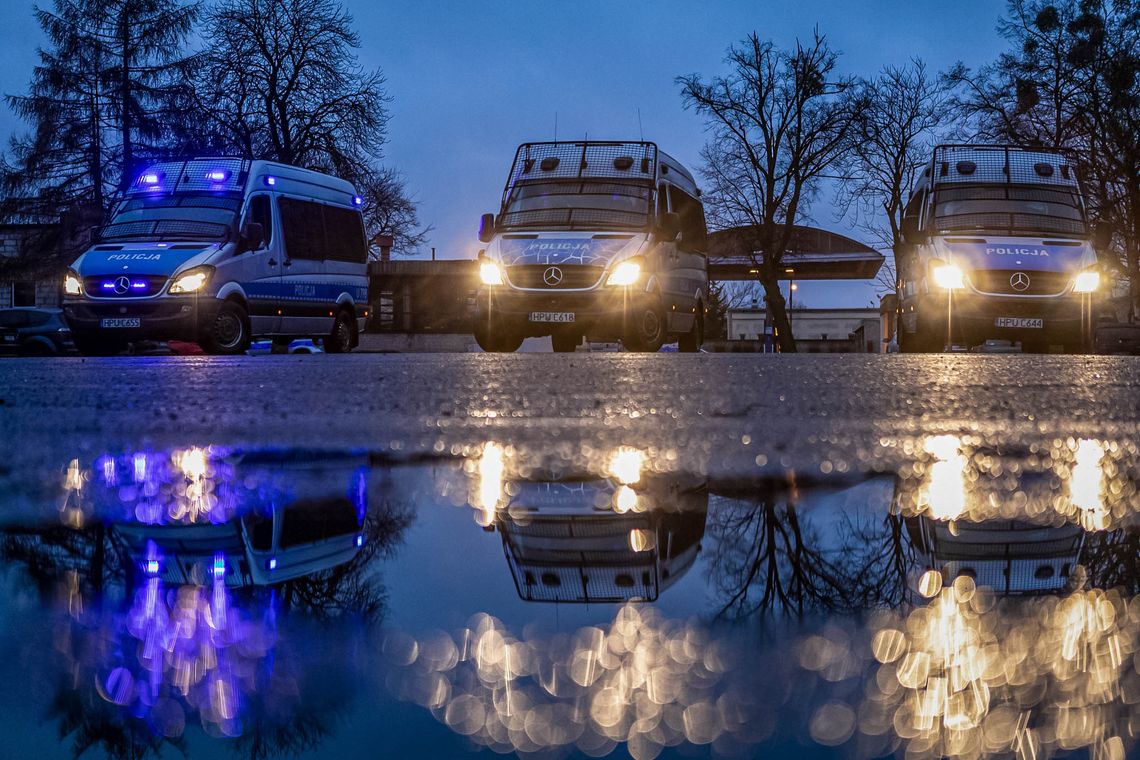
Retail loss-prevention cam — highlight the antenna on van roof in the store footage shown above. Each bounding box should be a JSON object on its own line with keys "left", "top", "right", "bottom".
{"left": 553, "top": 111, "right": 558, "bottom": 141}
{"left": 637, "top": 107, "right": 644, "bottom": 142}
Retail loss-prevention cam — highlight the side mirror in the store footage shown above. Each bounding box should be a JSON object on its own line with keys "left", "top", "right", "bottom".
{"left": 900, "top": 215, "right": 927, "bottom": 245}
{"left": 1092, "top": 222, "right": 1112, "bottom": 251}
{"left": 240, "top": 222, "right": 265, "bottom": 251}
{"left": 478, "top": 213, "right": 496, "bottom": 243}
{"left": 656, "top": 212, "right": 680, "bottom": 240}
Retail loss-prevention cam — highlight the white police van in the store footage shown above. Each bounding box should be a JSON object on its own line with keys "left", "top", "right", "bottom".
{"left": 62, "top": 157, "right": 369, "bottom": 355}
{"left": 474, "top": 140, "right": 709, "bottom": 352}
{"left": 896, "top": 145, "right": 1101, "bottom": 352}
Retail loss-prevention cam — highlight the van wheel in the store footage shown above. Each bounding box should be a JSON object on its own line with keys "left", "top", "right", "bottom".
{"left": 551, "top": 332, "right": 581, "bottom": 353}
{"left": 473, "top": 311, "right": 523, "bottom": 353}
{"left": 623, "top": 300, "right": 665, "bottom": 353}
{"left": 74, "top": 333, "right": 128, "bottom": 357}
{"left": 678, "top": 308, "right": 704, "bottom": 353}
{"left": 326, "top": 311, "right": 356, "bottom": 353}
{"left": 200, "top": 301, "right": 250, "bottom": 355}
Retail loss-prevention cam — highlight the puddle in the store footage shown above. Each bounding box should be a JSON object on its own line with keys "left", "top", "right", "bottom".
{"left": 0, "top": 438, "right": 1138, "bottom": 758}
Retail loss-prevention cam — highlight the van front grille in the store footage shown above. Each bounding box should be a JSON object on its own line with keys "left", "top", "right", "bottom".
{"left": 970, "top": 270, "right": 1070, "bottom": 296}
{"left": 507, "top": 265, "right": 603, "bottom": 290}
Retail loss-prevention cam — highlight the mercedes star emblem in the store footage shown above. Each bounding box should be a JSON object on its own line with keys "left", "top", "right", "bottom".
{"left": 543, "top": 266, "right": 564, "bottom": 286}
{"left": 1010, "top": 272, "right": 1031, "bottom": 292}
{"left": 113, "top": 276, "right": 131, "bottom": 295}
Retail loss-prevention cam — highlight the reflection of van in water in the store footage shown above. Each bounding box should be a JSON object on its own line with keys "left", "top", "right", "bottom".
{"left": 62, "top": 157, "right": 369, "bottom": 356}
{"left": 474, "top": 141, "right": 709, "bottom": 352}
{"left": 107, "top": 451, "right": 368, "bottom": 587}
{"left": 896, "top": 145, "right": 1101, "bottom": 353}
{"left": 490, "top": 477, "right": 708, "bottom": 603}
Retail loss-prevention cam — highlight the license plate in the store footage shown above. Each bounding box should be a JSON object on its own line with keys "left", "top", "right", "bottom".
{"left": 994, "top": 317, "right": 1043, "bottom": 329}
{"left": 529, "top": 312, "right": 575, "bottom": 323}
{"left": 100, "top": 318, "right": 141, "bottom": 328}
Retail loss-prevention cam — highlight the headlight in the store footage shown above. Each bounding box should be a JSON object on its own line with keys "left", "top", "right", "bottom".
{"left": 606, "top": 259, "right": 643, "bottom": 286}
{"left": 479, "top": 261, "right": 504, "bottom": 286}
{"left": 169, "top": 266, "right": 213, "bottom": 294}
{"left": 1073, "top": 270, "right": 1100, "bottom": 293}
{"left": 64, "top": 270, "right": 82, "bottom": 296}
{"left": 931, "top": 262, "right": 965, "bottom": 290}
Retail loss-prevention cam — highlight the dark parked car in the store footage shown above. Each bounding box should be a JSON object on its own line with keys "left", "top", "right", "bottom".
{"left": 1095, "top": 323, "right": 1140, "bottom": 355}
{"left": 0, "top": 308, "right": 76, "bottom": 356}
{"left": 0, "top": 325, "right": 18, "bottom": 355}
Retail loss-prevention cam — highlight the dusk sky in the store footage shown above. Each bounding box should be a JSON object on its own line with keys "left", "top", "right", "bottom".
{"left": 0, "top": 0, "right": 1013, "bottom": 307}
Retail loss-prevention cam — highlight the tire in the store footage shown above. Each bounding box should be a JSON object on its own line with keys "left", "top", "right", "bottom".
{"left": 678, "top": 307, "right": 704, "bottom": 353}
{"left": 325, "top": 310, "right": 356, "bottom": 354}
{"left": 73, "top": 333, "right": 128, "bottom": 357}
{"left": 473, "top": 311, "right": 523, "bottom": 353}
{"left": 623, "top": 299, "right": 666, "bottom": 353}
{"left": 199, "top": 300, "right": 251, "bottom": 355}
{"left": 551, "top": 332, "right": 581, "bottom": 353}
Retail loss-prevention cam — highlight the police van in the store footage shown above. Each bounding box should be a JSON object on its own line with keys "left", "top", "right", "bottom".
{"left": 896, "top": 145, "right": 1101, "bottom": 352}
{"left": 474, "top": 140, "right": 709, "bottom": 352}
{"left": 62, "top": 158, "right": 369, "bottom": 355}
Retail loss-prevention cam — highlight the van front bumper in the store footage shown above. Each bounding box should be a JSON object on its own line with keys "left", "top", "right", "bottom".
{"left": 914, "top": 291, "right": 1094, "bottom": 344}
{"left": 475, "top": 286, "right": 654, "bottom": 337}
{"left": 62, "top": 296, "right": 220, "bottom": 341}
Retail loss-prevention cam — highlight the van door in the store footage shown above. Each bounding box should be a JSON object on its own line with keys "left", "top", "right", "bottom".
{"left": 277, "top": 197, "right": 332, "bottom": 338}
{"left": 653, "top": 184, "right": 683, "bottom": 321}
{"left": 237, "top": 193, "right": 281, "bottom": 335}
{"left": 668, "top": 188, "right": 708, "bottom": 333}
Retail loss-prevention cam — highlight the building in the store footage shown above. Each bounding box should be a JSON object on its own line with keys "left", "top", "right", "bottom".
{"left": 726, "top": 307, "right": 883, "bottom": 353}
{"left": 0, "top": 223, "right": 64, "bottom": 309}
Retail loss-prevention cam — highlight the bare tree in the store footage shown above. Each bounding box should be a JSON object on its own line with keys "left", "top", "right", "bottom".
{"left": 354, "top": 166, "right": 431, "bottom": 258}
{"left": 838, "top": 60, "right": 954, "bottom": 299}
{"left": 678, "top": 31, "right": 864, "bottom": 352}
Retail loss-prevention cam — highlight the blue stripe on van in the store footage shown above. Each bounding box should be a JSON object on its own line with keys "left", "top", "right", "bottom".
{"left": 242, "top": 282, "right": 369, "bottom": 302}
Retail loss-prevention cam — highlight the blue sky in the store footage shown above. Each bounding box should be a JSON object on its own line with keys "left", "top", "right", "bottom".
{"left": 0, "top": 0, "right": 1013, "bottom": 307}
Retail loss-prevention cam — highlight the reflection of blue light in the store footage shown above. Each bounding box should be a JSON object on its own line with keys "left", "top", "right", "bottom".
{"left": 267, "top": 557, "right": 277, "bottom": 571}
{"left": 265, "top": 176, "right": 276, "bottom": 187}
{"left": 145, "top": 559, "right": 160, "bottom": 574}
{"left": 213, "top": 553, "right": 226, "bottom": 577}
{"left": 206, "top": 170, "right": 229, "bottom": 182}
{"left": 356, "top": 534, "right": 364, "bottom": 547}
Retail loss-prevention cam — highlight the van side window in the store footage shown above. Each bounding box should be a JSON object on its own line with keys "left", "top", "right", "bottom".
{"left": 246, "top": 195, "right": 273, "bottom": 248}
{"left": 657, "top": 185, "right": 670, "bottom": 216}
{"left": 278, "top": 197, "right": 326, "bottom": 261}
{"left": 670, "top": 188, "right": 707, "bottom": 251}
{"left": 324, "top": 205, "right": 368, "bottom": 263}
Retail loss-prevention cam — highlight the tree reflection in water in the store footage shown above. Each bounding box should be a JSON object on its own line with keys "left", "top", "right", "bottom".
{"left": 0, "top": 449, "right": 413, "bottom": 760}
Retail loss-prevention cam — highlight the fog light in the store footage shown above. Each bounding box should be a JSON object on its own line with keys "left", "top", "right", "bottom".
{"left": 1073, "top": 270, "right": 1100, "bottom": 293}
{"left": 479, "top": 261, "right": 504, "bottom": 286}
{"left": 931, "top": 263, "right": 965, "bottom": 290}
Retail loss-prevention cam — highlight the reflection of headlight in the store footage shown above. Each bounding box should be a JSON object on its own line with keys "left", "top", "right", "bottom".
{"left": 479, "top": 261, "right": 504, "bottom": 286}
{"left": 931, "top": 263, "right": 965, "bottom": 290}
{"left": 64, "top": 270, "right": 82, "bottom": 296}
{"left": 1073, "top": 270, "right": 1100, "bottom": 293}
{"left": 606, "top": 259, "right": 642, "bottom": 286}
{"left": 169, "top": 266, "right": 213, "bottom": 294}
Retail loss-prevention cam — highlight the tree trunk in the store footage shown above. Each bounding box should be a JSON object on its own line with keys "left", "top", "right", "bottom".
{"left": 761, "top": 274, "right": 797, "bottom": 352}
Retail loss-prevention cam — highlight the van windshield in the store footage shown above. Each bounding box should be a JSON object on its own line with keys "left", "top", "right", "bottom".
{"left": 100, "top": 194, "right": 241, "bottom": 242}
{"left": 933, "top": 185, "right": 1086, "bottom": 237}
{"left": 500, "top": 181, "right": 651, "bottom": 231}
